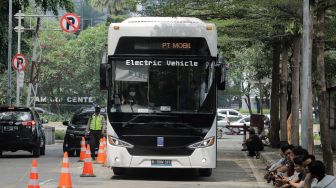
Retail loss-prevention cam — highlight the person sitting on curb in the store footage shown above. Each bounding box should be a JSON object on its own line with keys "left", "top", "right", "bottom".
{"left": 245, "top": 128, "right": 264, "bottom": 157}
{"left": 304, "top": 160, "right": 336, "bottom": 188}
{"left": 267, "top": 144, "right": 295, "bottom": 186}
{"left": 264, "top": 143, "right": 290, "bottom": 183}
{"left": 275, "top": 155, "right": 307, "bottom": 188}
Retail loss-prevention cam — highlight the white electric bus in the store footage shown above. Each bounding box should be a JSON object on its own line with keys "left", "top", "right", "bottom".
{"left": 100, "top": 17, "right": 226, "bottom": 177}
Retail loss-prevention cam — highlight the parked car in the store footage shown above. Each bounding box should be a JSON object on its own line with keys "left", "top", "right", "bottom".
{"left": 63, "top": 107, "right": 106, "bottom": 157}
{"left": 231, "top": 115, "right": 270, "bottom": 127}
{"left": 228, "top": 115, "right": 270, "bottom": 134}
{"left": 0, "top": 106, "right": 46, "bottom": 157}
{"left": 217, "top": 108, "right": 243, "bottom": 120}
{"left": 217, "top": 114, "right": 230, "bottom": 127}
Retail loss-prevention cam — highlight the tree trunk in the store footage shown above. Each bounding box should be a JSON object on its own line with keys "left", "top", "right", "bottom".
{"left": 243, "top": 82, "right": 253, "bottom": 114}
{"left": 259, "top": 79, "right": 264, "bottom": 115}
{"left": 291, "top": 36, "right": 301, "bottom": 146}
{"left": 270, "top": 40, "right": 281, "bottom": 147}
{"left": 316, "top": 1, "right": 334, "bottom": 175}
{"left": 280, "top": 44, "right": 289, "bottom": 142}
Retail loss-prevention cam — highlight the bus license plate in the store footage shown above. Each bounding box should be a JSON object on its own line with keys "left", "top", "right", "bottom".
{"left": 151, "top": 160, "right": 172, "bottom": 166}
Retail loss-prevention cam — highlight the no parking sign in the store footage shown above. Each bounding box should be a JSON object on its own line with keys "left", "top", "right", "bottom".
{"left": 60, "top": 13, "right": 80, "bottom": 33}
{"left": 12, "top": 54, "right": 28, "bottom": 71}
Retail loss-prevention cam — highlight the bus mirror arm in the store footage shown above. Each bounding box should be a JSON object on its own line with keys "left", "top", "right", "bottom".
{"left": 100, "top": 63, "right": 111, "bottom": 90}
{"left": 216, "top": 63, "right": 226, "bottom": 90}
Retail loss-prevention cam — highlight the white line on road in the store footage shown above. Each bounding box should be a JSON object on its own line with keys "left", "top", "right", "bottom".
{"left": 39, "top": 179, "right": 54, "bottom": 186}
{"left": 244, "top": 153, "right": 270, "bottom": 188}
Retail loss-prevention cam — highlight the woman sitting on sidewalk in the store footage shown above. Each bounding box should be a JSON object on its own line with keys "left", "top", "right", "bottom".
{"left": 275, "top": 156, "right": 307, "bottom": 188}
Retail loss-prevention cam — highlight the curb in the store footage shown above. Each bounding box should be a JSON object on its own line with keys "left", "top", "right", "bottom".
{"left": 56, "top": 140, "right": 64, "bottom": 143}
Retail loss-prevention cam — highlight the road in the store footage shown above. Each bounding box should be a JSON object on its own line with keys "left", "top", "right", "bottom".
{"left": 0, "top": 134, "right": 271, "bottom": 188}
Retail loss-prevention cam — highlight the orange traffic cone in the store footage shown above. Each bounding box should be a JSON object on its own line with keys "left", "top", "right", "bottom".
{"left": 58, "top": 152, "right": 72, "bottom": 188}
{"left": 28, "top": 159, "right": 40, "bottom": 188}
{"left": 95, "top": 139, "right": 105, "bottom": 164}
{"left": 78, "top": 137, "right": 86, "bottom": 162}
{"left": 80, "top": 145, "right": 96, "bottom": 177}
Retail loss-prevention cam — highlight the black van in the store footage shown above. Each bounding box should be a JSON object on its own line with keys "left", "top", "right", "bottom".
{"left": 63, "top": 107, "right": 106, "bottom": 156}
{"left": 0, "top": 106, "right": 46, "bottom": 157}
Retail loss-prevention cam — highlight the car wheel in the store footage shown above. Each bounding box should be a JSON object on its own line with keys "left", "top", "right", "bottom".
{"left": 199, "top": 168, "right": 212, "bottom": 177}
{"left": 112, "top": 167, "right": 126, "bottom": 176}
{"left": 40, "top": 139, "right": 46, "bottom": 156}
{"left": 32, "top": 145, "right": 41, "bottom": 157}
{"left": 75, "top": 149, "right": 81, "bottom": 157}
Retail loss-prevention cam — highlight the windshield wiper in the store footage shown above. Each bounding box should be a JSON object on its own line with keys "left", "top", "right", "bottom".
{"left": 121, "top": 114, "right": 177, "bottom": 128}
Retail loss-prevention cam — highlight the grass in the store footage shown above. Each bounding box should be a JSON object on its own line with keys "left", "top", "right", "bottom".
{"left": 55, "top": 130, "right": 65, "bottom": 140}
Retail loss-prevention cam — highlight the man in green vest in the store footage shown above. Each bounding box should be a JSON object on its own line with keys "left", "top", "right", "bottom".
{"left": 85, "top": 106, "right": 106, "bottom": 160}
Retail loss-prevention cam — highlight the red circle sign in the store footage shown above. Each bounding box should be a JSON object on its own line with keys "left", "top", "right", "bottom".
{"left": 12, "top": 54, "right": 28, "bottom": 71}
{"left": 60, "top": 13, "right": 81, "bottom": 33}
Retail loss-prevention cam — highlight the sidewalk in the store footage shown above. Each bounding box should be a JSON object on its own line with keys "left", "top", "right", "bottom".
{"left": 259, "top": 145, "right": 336, "bottom": 174}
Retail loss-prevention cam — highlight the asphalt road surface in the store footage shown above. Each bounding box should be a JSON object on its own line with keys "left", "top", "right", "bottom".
{"left": 0, "top": 134, "right": 271, "bottom": 188}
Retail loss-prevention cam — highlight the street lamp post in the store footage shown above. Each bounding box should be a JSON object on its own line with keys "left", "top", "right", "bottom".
{"left": 302, "top": 0, "right": 313, "bottom": 153}
{"left": 7, "top": 0, "right": 13, "bottom": 105}
{"left": 15, "top": 10, "right": 24, "bottom": 106}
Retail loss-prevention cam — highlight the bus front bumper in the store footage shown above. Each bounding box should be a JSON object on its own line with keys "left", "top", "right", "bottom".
{"left": 106, "top": 145, "right": 216, "bottom": 169}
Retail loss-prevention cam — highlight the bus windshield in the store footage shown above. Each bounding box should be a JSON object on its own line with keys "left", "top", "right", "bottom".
{"left": 110, "top": 58, "right": 215, "bottom": 113}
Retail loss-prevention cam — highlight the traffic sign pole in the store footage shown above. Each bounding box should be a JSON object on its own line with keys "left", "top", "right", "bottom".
{"left": 16, "top": 10, "right": 24, "bottom": 106}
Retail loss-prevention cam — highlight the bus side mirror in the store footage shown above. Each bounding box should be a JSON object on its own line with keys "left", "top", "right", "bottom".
{"left": 216, "top": 63, "right": 226, "bottom": 90}
{"left": 100, "top": 52, "right": 110, "bottom": 90}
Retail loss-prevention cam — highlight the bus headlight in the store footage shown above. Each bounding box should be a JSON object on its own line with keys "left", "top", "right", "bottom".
{"left": 108, "top": 135, "right": 134, "bottom": 149}
{"left": 188, "top": 136, "right": 215, "bottom": 149}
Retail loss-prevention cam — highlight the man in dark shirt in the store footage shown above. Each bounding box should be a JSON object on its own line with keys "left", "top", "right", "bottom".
{"left": 246, "top": 128, "right": 264, "bottom": 157}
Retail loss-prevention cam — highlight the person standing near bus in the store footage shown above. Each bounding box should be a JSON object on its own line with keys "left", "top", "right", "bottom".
{"left": 85, "top": 106, "right": 106, "bottom": 160}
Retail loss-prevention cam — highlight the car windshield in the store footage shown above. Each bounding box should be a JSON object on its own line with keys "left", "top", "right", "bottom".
{"left": 0, "top": 110, "right": 33, "bottom": 121}
{"left": 71, "top": 112, "right": 106, "bottom": 126}
{"left": 71, "top": 112, "right": 92, "bottom": 126}
{"left": 110, "top": 59, "right": 215, "bottom": 113}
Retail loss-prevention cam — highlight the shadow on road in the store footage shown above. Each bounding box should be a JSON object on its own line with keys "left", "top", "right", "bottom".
{"left": 111, "top": 168, "right": 202, "bottom": 181}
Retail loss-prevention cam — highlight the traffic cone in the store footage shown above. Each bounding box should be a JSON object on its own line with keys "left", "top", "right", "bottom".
{"left": 78, "top": 137, "right": 86, "bottom": 162}
{"left": 95, "top": 139, "right": 105, "bottom": 164}
{"left": 80, "top": 145, "right": 96, "bottom": 177}
{"left": 58, "top": 152, "right": 72, "bottom": 188}
{"left": 28, "top": 159, "right": 40, "bottom": 188}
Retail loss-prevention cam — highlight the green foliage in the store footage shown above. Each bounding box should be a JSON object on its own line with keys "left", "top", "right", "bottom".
{"left": 37, "top": 24, "right": 108, "bottom": 104}
{"left": 88, "top": 0, "right": 138, "bottom": 17}
{"left": 0, "top": 0, "right": 75, "bottom": 104}
{"left": 55, "top": 130, "right": 65, "bottom": 140}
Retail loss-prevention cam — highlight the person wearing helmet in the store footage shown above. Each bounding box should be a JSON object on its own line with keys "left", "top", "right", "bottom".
{"left": 85, "top": 106, "right": 106, "bottom": 160}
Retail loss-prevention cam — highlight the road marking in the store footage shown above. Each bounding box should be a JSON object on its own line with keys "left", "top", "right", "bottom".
{"left": 39, "top": 179, "right": 54, "bottom": 185}
{"left": 244, "top": 153, "right": 270, "bottom": 188}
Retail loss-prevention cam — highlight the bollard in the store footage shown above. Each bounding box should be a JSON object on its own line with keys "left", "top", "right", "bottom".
{"left": 44, "top": 126, "right": 55, "bottom": 145}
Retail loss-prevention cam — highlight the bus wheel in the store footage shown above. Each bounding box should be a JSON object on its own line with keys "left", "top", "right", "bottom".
{"left": 199, "top": 168, "right": 212, "bottom": 177}
{"left": 112, "top": 167, "right": 126, "bottom": 176}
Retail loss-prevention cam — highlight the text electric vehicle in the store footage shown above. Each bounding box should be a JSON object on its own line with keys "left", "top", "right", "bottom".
{"left": 100, "top": 17, "right": 226, "bottom": 177}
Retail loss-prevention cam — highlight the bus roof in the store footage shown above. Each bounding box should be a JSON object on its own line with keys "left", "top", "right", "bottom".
{"left": 108, "top": 17, "right": 217, "bottom": 57}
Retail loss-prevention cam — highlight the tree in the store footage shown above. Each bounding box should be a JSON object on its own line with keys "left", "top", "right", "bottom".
{"left": 0, "top": 0, "right": 74, "bottom": 104}
{"left": 315, "top": 0, "right": 335, "bottom": 175}
{"left": 37, "top": 24, "right": 108, "bottom": 108}
{"left": 87, "top": 0, "right": 137, "bottom": 22}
